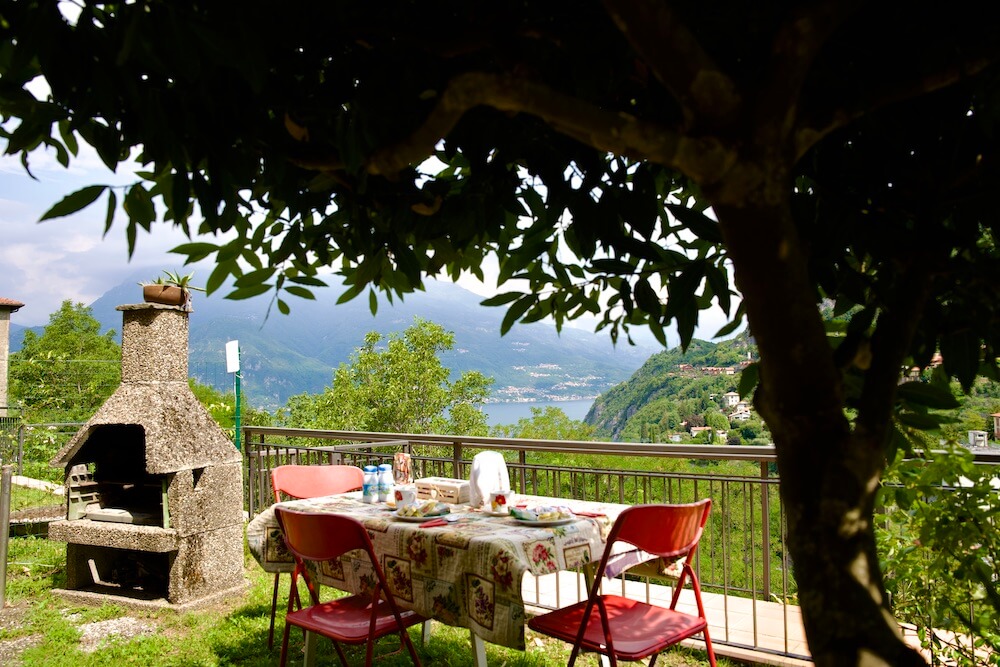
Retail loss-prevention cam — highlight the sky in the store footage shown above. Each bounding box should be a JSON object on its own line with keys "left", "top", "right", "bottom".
{"left": 0, "top": 141, "right": 737, "bottom": 345}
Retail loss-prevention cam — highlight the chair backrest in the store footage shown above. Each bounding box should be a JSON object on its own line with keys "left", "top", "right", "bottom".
{"left": 274, "top": 506, "right": 375, "bottom": 563}
{"left": 271, "top": 464, "right": 365, "bottom": 502}
{"left": 606, "top": 500, "right": 711, "bottom": 563}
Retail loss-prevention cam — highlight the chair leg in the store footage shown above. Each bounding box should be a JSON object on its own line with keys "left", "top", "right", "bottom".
{"left": 332, "top": 639, "right": 350, "bottom": 667}
{"left": 401, "top": 626, "right": 422, "bottom": 666}
{"left": 278, "top": 618, "right": 292, "bottom": 667}
{"left": 702, "top": 626, "right": 717, "bottom": 667}
{"left": 268, "top": 572, "right": 281, "bottom": 649}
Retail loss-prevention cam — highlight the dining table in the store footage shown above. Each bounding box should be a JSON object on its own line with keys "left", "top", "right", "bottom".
{"left": 246, "top": 492, "right": 630, "bottom": 666}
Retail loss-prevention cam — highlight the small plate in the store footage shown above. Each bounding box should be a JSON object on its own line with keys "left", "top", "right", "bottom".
{"left": 513, "top": 516, "right": 575, "bottom": 527}
{"left": 393, "top": 511, "right": 449, "bottom": 523}
{"left": 481, "top": 509, "right": 512, "bottom": 517}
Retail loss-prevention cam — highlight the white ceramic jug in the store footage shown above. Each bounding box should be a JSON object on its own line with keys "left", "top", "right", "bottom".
{"left": 469, "top": 451, "right": 510, "bottom": 508}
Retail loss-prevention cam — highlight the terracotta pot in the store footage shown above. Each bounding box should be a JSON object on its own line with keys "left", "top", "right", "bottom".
{"left": 143, "top": 284, "right": 186, "bottom": 306}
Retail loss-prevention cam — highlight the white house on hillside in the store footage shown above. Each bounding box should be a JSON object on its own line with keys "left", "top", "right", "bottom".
{"left": 731, "top": 407, "right": 753, "bottom": 421}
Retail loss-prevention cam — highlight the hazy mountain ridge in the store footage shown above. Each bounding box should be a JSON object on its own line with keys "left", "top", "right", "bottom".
{"left": 12, "top": 274, "right": 661, "bottom": 410}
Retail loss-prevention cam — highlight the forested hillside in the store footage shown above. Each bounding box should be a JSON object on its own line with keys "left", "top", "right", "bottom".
{"left": 586, "top": 334, "right": 757, "bottom": 441}
{"left": 588, "top": 330, "right": 1000, "bottom": 447}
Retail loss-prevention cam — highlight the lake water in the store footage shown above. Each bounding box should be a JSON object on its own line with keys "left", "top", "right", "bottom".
{"left": 484, "top": 398, "right": 594, "bottom": 427}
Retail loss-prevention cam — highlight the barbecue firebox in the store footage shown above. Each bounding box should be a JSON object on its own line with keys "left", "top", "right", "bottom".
{"left": 48, "top": 303, "right": 245, "bottom": 610}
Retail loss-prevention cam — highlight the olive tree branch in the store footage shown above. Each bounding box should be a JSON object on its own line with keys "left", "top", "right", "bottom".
{"left": 758, "top": 0, "right": 861, "bottom": 140}
{"left": 795, "top": 50, "right": 1000, "bottom": 160}
{"left": 600, "top": 0, "right": 739, "bottom": 127}
{"left": 365, "top": 71, "right": 737, "bottom": 184}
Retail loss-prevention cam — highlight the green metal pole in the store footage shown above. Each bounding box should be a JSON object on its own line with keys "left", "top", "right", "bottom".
{"left": 234, "top": 369, "right": 242, "bottom": 451}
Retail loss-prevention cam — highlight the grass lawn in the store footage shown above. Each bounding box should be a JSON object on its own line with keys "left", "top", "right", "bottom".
{"left": 0, "top": 536, "right": 731, "bottom": 666}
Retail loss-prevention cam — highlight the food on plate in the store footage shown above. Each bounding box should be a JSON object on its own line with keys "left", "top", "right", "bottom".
{"left": 396, "top": 500, "right": 449, "bottom": 518}
{"left": 511, "top": 506, "right": 573, "bottom": 521}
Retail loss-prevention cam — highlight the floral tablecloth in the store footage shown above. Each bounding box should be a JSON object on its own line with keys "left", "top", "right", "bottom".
{"left": 246, "top": 494, "right": 626, "bottom": 650}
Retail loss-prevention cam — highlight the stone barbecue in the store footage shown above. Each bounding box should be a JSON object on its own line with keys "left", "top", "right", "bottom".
{"left": 48, "top": 302, "right": 245, "bottom": 610}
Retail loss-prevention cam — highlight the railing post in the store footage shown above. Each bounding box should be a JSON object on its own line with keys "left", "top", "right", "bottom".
{"left": 245, "top": 430, "right": 255, "bottom": 518}
{"left": 0, "top": 463, "right": 12, "bottom": 610}
{"left": 16, "top": 424, "right": 24, "bottom": 475}
{"left": 760, "top": 460, "right": 771, "bottom": 598}
{"left": 518, "top": 450, "right": 527, "bottom": 494}
{"left": 453, "top": 441, "right": 463, "bottom": 479}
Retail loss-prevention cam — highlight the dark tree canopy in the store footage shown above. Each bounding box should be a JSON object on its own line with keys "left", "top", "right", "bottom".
{"left": 2, "top": 3, "right": 999, "bottom": 665}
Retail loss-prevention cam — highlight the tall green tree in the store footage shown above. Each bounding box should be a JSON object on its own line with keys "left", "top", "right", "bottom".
{"left": 9, "top": 301, "right": 120, "bottom": 422}
{"left": 3, "top": 4, "right": 1000, "bottom": 663}
{"left": 704, "top": 409, "right": 730, "bottom": 433}
{"left": 283, "top": 318, "right": 492, "bottom": 435}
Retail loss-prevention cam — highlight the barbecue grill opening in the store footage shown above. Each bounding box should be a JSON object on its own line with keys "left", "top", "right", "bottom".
{"left": 67, "top": 424, "right": 167, "bottom": 527}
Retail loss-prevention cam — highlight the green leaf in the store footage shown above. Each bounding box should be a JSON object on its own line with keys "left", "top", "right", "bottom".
{"left": 226, "top": 283, "right": 272, "bottom": 300}
{"left": 234, "top": 267, "right": 276, "bottom": 288}
{"left": 480, "top": 292, "right": 523, "bottom": 307}
{"left": 288, "top": 275, "right": 328, "bottom": 288}
{"left": 123, "top": 183, "right": 156, "bottom": 229}
{"left": 666, "top": 204, "right": 723, "bottom": 243}
{"left": 714, "top": 317, "right": 743, "bottom": 338}
{"left": 171, "top": 242, "right": 219, "bottom": 263}
{"left": 277, "top": 298, "right": 290, "bottom": 315}
{"left": 104, "top": 188, "right": 117, "bottom": 234}
{"left": 58, "top": 120, "right": 79, "bottom": 156}
{"left": 738, "top": 362, "right": 759, "bottom": 399}
{"left": 39, "top": 185, "right": 107, "bottom": 221}
{"left": 590, "top": 258, "right": 635, "bottom": 275}
{"left": 337, "top": 282, "right": 365, "bottom": 305}
{"left": 704, "top": 264, "right": 731, "bottom": 314}
{"left": 500, "top": 295, "right": 535, "bottom": 335}
{"left": 940, "top": 331, "right": 980, "bottom": 392}
{"left": 897, "top": 411, "right": 945, "bottom": 430}
{"left": 896, "top": 382, "right": 960, "bottom": 409}
{"left": 285, "top": 286, "right": 315, "bottom": 300}
{"left": 206, "top": 260, "right": 236, "bottom": 294}
{"left": 633, "top": 278, "right": 661, "bottom": 314}
{"left": 648, "top": 321, "right": 667, "bottom": 347}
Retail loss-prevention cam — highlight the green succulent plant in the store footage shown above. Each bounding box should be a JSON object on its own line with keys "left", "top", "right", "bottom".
{"left": 139, "top": 270, "right": 205, "bottom": 292}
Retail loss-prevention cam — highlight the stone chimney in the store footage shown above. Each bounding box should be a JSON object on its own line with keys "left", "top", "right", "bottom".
{"left": 0, "top": 297, "right": 25, "bottom": 416}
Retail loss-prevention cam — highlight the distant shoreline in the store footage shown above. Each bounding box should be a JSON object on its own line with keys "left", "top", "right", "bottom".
{"left": 483, "top": 398, "right": 593, "bottom": 427}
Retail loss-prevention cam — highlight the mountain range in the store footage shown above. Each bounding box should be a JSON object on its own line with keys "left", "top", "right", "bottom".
{"left": 10, "top": 272, "right": 662, "bottom": 411}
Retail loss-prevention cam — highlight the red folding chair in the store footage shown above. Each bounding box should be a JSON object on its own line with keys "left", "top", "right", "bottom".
{"left": 274, "top": 507, "right": 425, "bottom": 666}
{"left": 528, "top": 500, "right": 716, "bottom": 667}
{"left": 267, "top": 464, "right": 365, "bottom": 648}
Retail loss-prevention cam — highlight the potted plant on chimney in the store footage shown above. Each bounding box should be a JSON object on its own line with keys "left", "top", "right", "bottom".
{"left": 140, "top": 271, "right": 205, "bottom": 308}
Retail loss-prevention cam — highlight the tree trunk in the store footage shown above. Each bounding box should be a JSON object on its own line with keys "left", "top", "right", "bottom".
{"left": 712, "top": 198, "right": 927, "bottom": 666}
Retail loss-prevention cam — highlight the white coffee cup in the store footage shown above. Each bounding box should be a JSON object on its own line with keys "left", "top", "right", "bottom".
{"left": 394, "top": 486, "right": 417, "bottom": 508}
{"left": 488, "top": 490, "right": 513, "bottom": 514}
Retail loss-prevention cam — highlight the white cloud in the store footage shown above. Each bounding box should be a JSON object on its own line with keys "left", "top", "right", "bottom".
{"left": 0, "top": 148, "right": 193, "bottom": 326}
